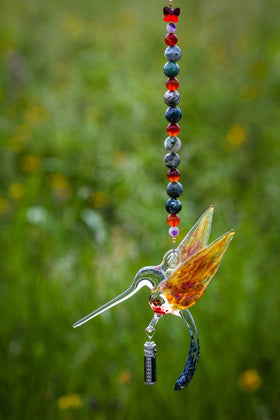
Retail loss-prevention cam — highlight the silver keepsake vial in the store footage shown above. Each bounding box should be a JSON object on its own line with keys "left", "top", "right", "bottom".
{"left": 144, "top": 341, "right": 156, "bottom": 385}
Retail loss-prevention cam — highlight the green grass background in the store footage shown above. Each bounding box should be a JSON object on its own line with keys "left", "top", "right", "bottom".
{"left": 0, "top": 0, "right": 279, "bottom": 418}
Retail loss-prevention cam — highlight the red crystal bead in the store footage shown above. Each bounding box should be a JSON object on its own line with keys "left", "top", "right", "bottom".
{"left": 165, "top": 33, "right": 178, "bottom": 46}
{"left": 163, "top": 14, "right": 171, "bottom": 22}
{"left": 163, "top": 15, "right": 179, "bottom": 23}
{"left": 166, "top": 78, "right": 179, "bottom": 91}
{"left": 166, "top": 123, "right": 180, "bottom": 136}
{"left": 167, "top": 214, "right": 180, "bottom": 227}
{"left": 167, "top": 168, "right": 180, "bottom": 182}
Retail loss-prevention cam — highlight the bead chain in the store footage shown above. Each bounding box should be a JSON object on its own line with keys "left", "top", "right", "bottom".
{"left": 163, "top": 4, "right": 182, "bottom": 250}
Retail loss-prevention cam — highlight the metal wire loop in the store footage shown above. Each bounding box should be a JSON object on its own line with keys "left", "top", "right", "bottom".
{"left": 145, "top": 325, "right": 156, "bottom": 340}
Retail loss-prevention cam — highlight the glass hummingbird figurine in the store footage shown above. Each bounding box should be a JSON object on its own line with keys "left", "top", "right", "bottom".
{"left": 73, "top": 206, "right": 234, "bottom": 390}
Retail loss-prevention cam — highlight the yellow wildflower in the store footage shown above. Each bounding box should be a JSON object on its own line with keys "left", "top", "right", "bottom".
{"left": 9, "top": 137, "right": 25, "bottom": 153}
{"left": 24, "top": 105, "right": 47, "bottom": 124}
{"left": 238, "top": 369, "right": 262, "bottom": 393}
{"left": 20, "top": 155, "right": 41, "bottom": 173}
{"left": 88, "top": 191, "right": 108, "bottom": 208}
{"left": 117, "top": 9, "right": 135, "bottom": 27}
{"left": 49, "top": 173, "right": 72, "bottom": 200}
{"left": 250, "top": 61, "right": 267, "bottom": 79}
{"left": 16, "top": 124, "right": 31, "bottom": 139}
{"left": 241, "top": 85, "right": 259, "bottom": 102}
{"left": 57, "top": 393, "right": 82, "bottom": 410}
{"left": 118, "top": 370, "right": 132, "bottom": 385}
{"left": 8, "top": 182, "right": 24, "bottom": 200}
{"left": 227, "top": 125, "right": 247, "bottom": 147}
{"left": 9, "top": 124, "right": 31, "bottom": 153}
{"left": 60, "top": 13, "right": 84, "bottom": 38}
{"left": 0, "top": 198, "right": 10, "bottom": 215}
{"left": 0, "top": 38, "right": 16, "bottom": 54}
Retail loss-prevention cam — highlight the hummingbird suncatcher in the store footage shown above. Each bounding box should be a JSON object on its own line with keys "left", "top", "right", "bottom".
{"left": 73, "top": 2, "right": 235, "bottom": 391}
{"left": 73, "top": 206, "right": 234, "bottom": 390}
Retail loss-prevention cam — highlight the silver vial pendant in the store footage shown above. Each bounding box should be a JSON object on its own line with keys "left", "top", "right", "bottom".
{"left": 144, "top": 341, "right": 156, "bottom": 385}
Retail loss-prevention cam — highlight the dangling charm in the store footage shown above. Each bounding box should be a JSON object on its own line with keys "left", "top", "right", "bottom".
{"left": 143, "top": 313, "right": 162, "bottom": 385}
{"left": 144, "top": 341, "right": 157, "bottom": 385}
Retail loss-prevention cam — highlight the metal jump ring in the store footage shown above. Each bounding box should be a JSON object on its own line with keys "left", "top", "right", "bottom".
{"left": 145, "top": 325, "right": 156, "bottom": 340}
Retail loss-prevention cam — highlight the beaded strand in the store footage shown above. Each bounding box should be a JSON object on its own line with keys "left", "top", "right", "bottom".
{"left": 163, "top": 5, "right": 183, "bottom": 249}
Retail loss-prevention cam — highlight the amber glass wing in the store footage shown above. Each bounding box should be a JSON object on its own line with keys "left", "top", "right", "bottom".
{"left": 159, "top": 230, "right": 235, "bottom": 310}
{"left": 177, "top": 206, "right": 214, "bottom": 262}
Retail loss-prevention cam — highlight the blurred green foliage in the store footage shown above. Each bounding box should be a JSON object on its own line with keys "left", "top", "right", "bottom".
{"left": 0, "top": 0, "right": 279, "bottom": 418}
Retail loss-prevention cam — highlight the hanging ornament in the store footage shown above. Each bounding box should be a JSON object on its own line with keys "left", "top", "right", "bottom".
{"left": 73, "top": 2, "right": 235, "bottom": 391}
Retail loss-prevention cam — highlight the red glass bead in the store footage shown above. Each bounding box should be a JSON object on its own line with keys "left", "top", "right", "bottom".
{"left": 167, "top": 168, "right": 181, "bottom": 182}
{"left": 165, "top": 33, "right": 178, "bottom": 46}
{"left": 166, "top": 78, "right": 179, "bottom": 91}
{"left": 167, "top": 214, "right": 180, "bottom": 227}
{"left": 166, "top": 123, "right": 180, "bottom": 136}
{"left": 163, "top": 15, "right": 179, "bottom": 23}
{"left": 171, "top": 15, "right": 179, "bottom": 23}
{"left": 163, "top": 14, "right": 172, "bottom": 22}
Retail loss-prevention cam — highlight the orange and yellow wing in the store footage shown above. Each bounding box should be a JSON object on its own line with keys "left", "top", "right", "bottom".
{"left": 177, "top": 206, "right": 214, "bottom": 262}
{"left": 159, "top": 230, "right": 235, "bottom": 311}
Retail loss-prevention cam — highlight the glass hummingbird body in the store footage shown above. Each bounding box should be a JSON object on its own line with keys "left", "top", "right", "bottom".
{"left": 73, "top": 206, "right": 234, "bottom": 390}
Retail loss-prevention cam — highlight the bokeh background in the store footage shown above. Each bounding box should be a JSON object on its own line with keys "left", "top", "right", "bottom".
{"left": 1, "top": 0, "right": 279, "bottom": 418}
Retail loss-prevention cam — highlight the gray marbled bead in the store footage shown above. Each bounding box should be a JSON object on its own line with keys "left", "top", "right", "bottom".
{"left": 164, "top": 136, "right": 181, "bottom": 153}
{"left": 165, "top": 198, "right": 182, "bottom": 214}
{"left": 165, "top": 107, "right": 182, "bottom": 123}
{"left": 164, "top": 90, "right": 180, "bottom": 107}
{"left": 164, "top": 46, "right": 182, "bottom": 62}
{"left": 164, "top": 152, "right": 180, "bottom": 168}
{"left": 167, "top": 182, "right": 183, "bottom": 198}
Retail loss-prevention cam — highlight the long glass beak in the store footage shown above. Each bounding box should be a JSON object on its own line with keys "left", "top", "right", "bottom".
{"left": 73, "top": 266, "right": 166, "bottom": 328}
{"left": 73, "top": 279, "right": 153, "bottom": 328}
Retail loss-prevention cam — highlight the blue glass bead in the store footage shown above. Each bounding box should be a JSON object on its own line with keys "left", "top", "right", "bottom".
{"left": 163, "top": 62, "right": 180, "bottom": 77}
{"left": 164, "top": 152, "right": 180, "bottom": 168}
{"left": 166, "top": 198, "right": 182, "bottom": 214}
{"left": 164, "top": 136, "right": 181, "bottom": 152}
{"left": 167, "top": 181, "right": 183, "bottom": 198}
{"left": 166, "top": 22, "right": 177, "bottom": 33}
{"left": 164, "top": 46, "right": 182, "bottom": 62}
{"left": 165, "top": 107, "right": 182, "bottom": 123}
{"left": 164, "top": 90, "right": 180, "bottom": 107}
